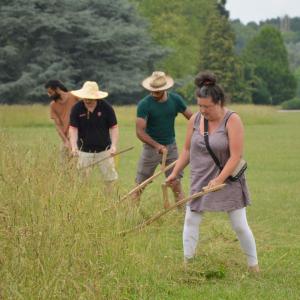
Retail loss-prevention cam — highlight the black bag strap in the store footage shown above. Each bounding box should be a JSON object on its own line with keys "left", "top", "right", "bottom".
{"left": 203, "top": 118, "right": 223, "bottom": 170}
{"left": 203, "top": 111, "right": 236, "bottom": 169}
{"left": 204, "top": 113, "right": 244, "bottom": 182}
{"left": 224, "top": 111, "right": 235, "bottom": 127}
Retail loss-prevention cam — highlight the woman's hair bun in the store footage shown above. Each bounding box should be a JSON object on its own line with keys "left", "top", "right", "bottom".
{"left": 194, "top": 71, "right": 217, "bottom": 88}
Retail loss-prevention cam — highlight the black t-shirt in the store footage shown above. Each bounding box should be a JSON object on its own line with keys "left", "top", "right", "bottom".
{"left": 70, "top": 100, "right": 117, "bottom": 152}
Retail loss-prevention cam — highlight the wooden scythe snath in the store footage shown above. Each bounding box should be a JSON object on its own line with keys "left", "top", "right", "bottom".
{"left": 161, "top": 148, "right": 168, "bottom": 171}
{"left": 161, "top": 183, "right": 171, "bottom": 209}
{"left": 80, "top": 146, "right": 134, "bottom": 170}
{"left": 120, "top": 149, "right": 172, "bottom": 202}
{"left": 160, "top": 149, "right": 171, "bottom": 208}
{"left": 118, "top": 184, "right": 226, "bottom": 236}
{"left": 104, "top": 153, "right": 176, "bottom": 212}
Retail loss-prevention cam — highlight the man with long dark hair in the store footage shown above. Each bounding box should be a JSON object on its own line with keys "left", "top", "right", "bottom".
{"left": 45, "top": 80, "right": 78, "bottom": 162}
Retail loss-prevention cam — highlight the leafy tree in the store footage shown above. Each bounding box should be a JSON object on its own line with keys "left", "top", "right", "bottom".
{"left": 294, "top": 67, "right": 300, "bottom": 97}
{"left": 252, "top": 78, "right": 272, "bottom": 105}
{"left": 131, "top": 0, "right": 218, "bottom": 103}
{"left": 243, "top": 26, "right": 297, "bottom": 104}
{"left": 286, "top": 42, "right": 300, "bottom": 71}
{"left": 231, "top": 20, "right": 258, "bottom": 54}
{"left": 0, "top": 0, "right": 164, "bottom": 104}
{"left": 131, "top": 0, "right": 215, "bottom": 79}
{"left": 232, "top": 16, "right": 300, "bottom": 70}
{"left": 261, "top": 17, "right": 300, "bottom": 44}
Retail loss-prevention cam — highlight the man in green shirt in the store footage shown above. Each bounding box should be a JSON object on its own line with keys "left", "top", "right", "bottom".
{"left": 135, "top": 71, "right": 193, "bottom": 203}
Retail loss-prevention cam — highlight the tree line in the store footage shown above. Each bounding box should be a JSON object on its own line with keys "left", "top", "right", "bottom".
{"left": 0, "top": 0, "right": 297, "bottom": 105}
{"left": 232, "top": 16, "right": 300, "bottom": 104}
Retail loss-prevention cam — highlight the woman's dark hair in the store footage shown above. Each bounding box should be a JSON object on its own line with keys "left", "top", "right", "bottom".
{"left": 194, "top": 71, "right": 225, "bottom": 106}
{"left": 44, "top": 80, "right": 68, "bottom": 92}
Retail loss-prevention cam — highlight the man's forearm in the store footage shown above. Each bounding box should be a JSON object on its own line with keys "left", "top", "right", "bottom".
{"left": 136, "top": 129, "right": 162, "bottom": 150}
{"left": 69, "top": 127, "right": 78, "bottom": 151}
{"left": 109, "top": 126, "right": 119, "bottom": 148}
{"left": 55, "top": 124, "right": 68, "bottom": 143}
{"left": 183, "top": 108, "right": 193, "bottom": 120}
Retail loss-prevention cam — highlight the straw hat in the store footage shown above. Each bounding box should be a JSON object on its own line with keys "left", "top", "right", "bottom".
{"left": 142, "top": 71, "right": 174, "bottom": 91}
{"left": 71, "top": 81, "right": 108, "bottom": 99}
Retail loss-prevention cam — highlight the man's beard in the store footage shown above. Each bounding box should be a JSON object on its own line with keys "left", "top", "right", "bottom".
{"left": 49, "top": 93, "right": 60, "bottom": 101}
{"left": 155, "top": 95, "right": 164, "bottom": 100}
{"left": 152, "top": 92, "right": 165, "bottom": 100}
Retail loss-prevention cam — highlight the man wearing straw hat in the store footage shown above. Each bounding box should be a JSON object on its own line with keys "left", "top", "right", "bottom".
{"left": 69, "top": 81, "right": 119, "bottom": 188}
{"left": 134, "top": 71, "right": 193, "bottom": 203}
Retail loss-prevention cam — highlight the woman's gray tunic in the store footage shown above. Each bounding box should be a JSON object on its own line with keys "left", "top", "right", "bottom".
{"left": 189, "top": 111, "right": 250, "bottom": 212}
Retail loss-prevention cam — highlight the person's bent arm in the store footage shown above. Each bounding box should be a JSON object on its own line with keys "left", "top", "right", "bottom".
{"left": 136, "top": 117, "right": 166, "bottom": 153}
{"left": 53, "top": 117, "right": 69, "bottom": 146}
{"left": 182, "top": 108, "right": 193, "bottom": 120}
{"left": 109, "top": 125, "right": 119, "bottom": 155}
{"left": 69, "top": 126, "right": 78, "bottom": 156}
{"left": 165, "top": 114, "right": 195, "bottom": 184}
{"left": 208, "top": 113, "right": 244, "bottom": 187}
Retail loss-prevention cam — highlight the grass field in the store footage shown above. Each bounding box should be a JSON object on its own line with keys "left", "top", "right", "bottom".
{"left": 0, "top": 104, "right": 299, "bottom": 299}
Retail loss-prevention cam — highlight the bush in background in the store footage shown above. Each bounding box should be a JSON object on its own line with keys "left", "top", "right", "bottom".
{"left": 281, "top": 98, "right": 300, "bottom": 109}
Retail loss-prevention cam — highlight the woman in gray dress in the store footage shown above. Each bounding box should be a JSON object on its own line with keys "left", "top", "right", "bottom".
{"left": 166, "top": 71, "right": 259, "bottom": 272}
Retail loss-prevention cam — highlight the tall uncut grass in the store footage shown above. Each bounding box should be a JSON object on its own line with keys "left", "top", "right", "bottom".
{"left": 0, "top": 104, "right": 299, "bottom": 299}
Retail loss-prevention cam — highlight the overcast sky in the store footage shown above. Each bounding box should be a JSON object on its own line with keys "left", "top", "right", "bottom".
{"left": 226, "top": 0, "right": 300, "bottom": 24}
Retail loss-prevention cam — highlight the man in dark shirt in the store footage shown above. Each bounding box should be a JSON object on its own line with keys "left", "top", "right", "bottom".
{"left": 69, "top": 81, "right": 119, "bottom": 187}
{"left": 134, "top": 71, "right": 193, "bottom": 204}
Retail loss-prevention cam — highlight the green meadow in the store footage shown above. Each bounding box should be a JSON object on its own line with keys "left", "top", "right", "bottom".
{"left": 0, "top": 104, "right": 299, "bottom": 299}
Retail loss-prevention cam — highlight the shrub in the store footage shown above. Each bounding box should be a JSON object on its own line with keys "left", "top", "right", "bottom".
{"left": 281, "top": 98, "right": 300, "bottom": 110}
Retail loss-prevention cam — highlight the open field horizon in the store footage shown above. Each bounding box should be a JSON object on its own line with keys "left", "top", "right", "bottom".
{"left": 0, "top": 104, "right": 299, "bottom": 299}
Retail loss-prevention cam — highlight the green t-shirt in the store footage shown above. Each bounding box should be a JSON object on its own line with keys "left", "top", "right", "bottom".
{"left": 137, "top": 92, "right": 187, "bottom": 145}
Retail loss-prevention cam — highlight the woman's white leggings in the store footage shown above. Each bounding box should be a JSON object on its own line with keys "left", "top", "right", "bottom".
{"left": 183, "top": 206, "right": 258, "bottom": 266}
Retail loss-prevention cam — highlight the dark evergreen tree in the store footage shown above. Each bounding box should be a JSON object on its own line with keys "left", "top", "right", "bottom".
{"left": 199, "top": 11, "right": 252, "bottom": 103}
{"left": 0, "top": 0, "right": 164, "bottom": 104}
{"left": 216, "top": 0, "right": 229, "bottom": 19}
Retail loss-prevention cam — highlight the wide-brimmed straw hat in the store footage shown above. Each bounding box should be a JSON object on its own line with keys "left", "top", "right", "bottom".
{"left": 142, "top": 71, "right": 174, "bottom": 91}
{"left": 71, "top": 81, "right": 108, "bottom": 99}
